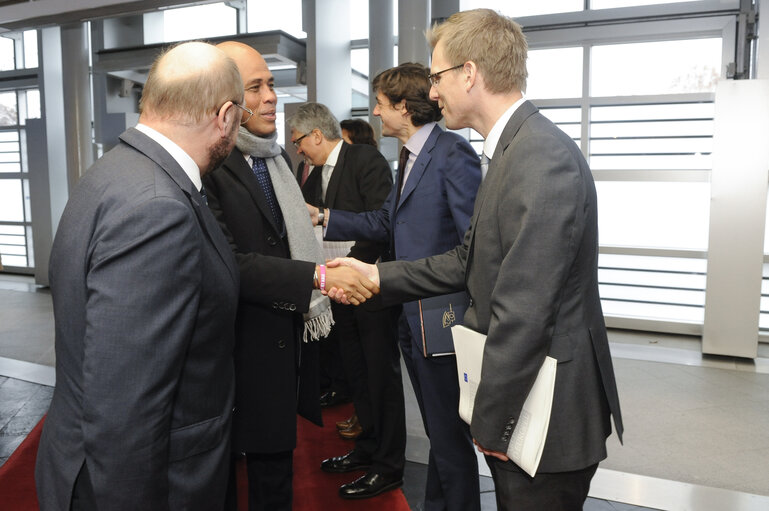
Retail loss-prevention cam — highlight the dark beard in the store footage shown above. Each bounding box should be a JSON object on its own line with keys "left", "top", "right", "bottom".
{"left": 202, "top": 121, "right": 239, "bottom": 176}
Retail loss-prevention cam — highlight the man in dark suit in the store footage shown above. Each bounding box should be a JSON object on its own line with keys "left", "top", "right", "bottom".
{"left": 202, "top": 43, "right": 378, "bottom": 511}
{"left": 35, "top": 42, "right": 244, "bottom": 511}
{"left": 308, "top": 63, "right": 482, "bottom": 511}
{"left": 290, "top": 102, "right": 406, "bottom": 499}
{"left": 329, "top": 9, "right": 624, "bottom": 511}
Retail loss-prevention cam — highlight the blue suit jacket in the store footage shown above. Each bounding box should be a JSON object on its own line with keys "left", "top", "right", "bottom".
{"left": 325, "top": 125, "right": 481, "bottom": 340}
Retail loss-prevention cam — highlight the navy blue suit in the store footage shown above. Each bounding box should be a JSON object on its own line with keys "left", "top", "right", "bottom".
{"left": 326, "top": 125, "right": 482, "bottom": 511}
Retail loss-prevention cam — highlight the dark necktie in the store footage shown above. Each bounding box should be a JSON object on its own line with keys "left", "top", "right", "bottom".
{"left": 199, "top": 186, "right": 208, "bottom": 206}
{"left": 395, "top": 146, "right": 410, "bottom": 204}
{"left": 252, "top": 157, "right": 284, "bottom": 233}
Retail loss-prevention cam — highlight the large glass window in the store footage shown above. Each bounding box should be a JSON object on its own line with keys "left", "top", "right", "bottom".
{"left": 461, "top": 0, "right": 584, "bottom": 16}
{"left": 0, "top": 27, "right": 39, "bottom": 273}
{"left": 527, "top": 47, "right": 583, "bottom": 99}
{"left": 162, "top": 2, "right": 237, "bottom": 42}
{"left": 591, "top": 38, "right": 722, "bottom": 97}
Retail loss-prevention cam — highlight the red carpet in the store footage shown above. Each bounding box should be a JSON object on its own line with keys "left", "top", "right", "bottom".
{"left": 292, "top": 403, "right": 411, "bottom": 511}
{"left": 0, "top": 416, "right": 43, "bottom": 511}
{"left": 0, "top": 407, "right": 410, "bottom": 511}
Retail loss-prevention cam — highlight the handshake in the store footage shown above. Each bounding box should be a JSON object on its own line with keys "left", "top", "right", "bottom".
{"left": 320, "top": 258, "right": 380, "bottom": 305}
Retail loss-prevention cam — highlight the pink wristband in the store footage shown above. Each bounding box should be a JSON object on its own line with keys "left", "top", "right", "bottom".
{"left": 319, "top": 264, "right": 326, "bottom": 292}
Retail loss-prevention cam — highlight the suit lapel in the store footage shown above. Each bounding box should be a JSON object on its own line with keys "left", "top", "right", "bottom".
{"left": 397, "top": 125, "right": 440, "bottom": 210}
{"left": 224, "top": 150, "right": 282, "bottom": 234}
{"left": 466, "top": 101, "right": 539, "bottom": 270}
{"left": 323, "top": 142, "right": 348, "bottom": 208}
{"left": 119, "top": 128, "right": 238, "bottom": 283}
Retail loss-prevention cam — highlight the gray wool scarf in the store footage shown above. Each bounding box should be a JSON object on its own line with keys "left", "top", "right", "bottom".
{"left": 236, "top": 127, "right": 333, "bottom": 341}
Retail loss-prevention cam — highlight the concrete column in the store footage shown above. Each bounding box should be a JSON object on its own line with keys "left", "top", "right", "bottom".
{"left": 303, "top": 0, "right": 351, "bottom": 122}
{"left": 758, "top": 0, "right": 769, "bottom": 79}
{"left": 60, "top": 22, "right": 94, "bottom": 188}
{"left": 431, "top": 0, "right": 459, "bottom": 24}
{"left": 369, "top": 0, "right": 394, "bottom": 151}
{"left": 702, "top": 80, "right": 769, "bottom": 358}
{"left": 398, "top": 0, "right": 430, "bottom": 65}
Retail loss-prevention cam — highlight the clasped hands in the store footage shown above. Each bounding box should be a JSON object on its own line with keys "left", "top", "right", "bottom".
{"left": 320, "top": 258, "right": 380, "bottom": 306}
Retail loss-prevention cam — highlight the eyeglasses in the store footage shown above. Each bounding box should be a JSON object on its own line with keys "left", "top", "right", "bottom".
{"left": 231, "top": 102, "right": 254, "bottom": 125}
{"left": 428, "top": 64, "right": 464, "bottom": 86}
{"left": 292, "top": 132, "right": 310, "bottom": 148}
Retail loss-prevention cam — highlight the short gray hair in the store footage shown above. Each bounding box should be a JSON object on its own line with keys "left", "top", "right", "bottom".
{"left": 287, "top": 102, "right": 342, "bottom": 140}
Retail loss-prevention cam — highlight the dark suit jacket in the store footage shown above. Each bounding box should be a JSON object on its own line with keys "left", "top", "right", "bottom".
{"left": 378, "top": 101, "right": 623, "bottom": 473}
{"left": 36, "top": 128, "right": 239, "bottom": 510}
{"left": 325, "top": 125, "right": 480, "bottom": 339}
{"left": 202, "top": 149, "right": 321, "bottom": 454}
{"left": 301, "top": 141, "right": 393, "bottom": 264}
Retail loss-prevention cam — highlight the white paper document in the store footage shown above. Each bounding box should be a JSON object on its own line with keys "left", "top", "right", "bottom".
{"left": 314, "top": 225, "right": 355, "bottom": 260}
{"left": 451, "top": 324, "right": 557, "bottom": 477}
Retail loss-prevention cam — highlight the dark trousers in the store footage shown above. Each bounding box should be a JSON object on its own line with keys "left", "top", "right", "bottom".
{"left": 225, "top": 451, "right": 293, "bottom": 511}
{"left": 333, "top": 302, "right": 406, "bottom": 477}
{"left": 486, "top": 457, "right": 598, "bottom": 511}
{"left": 318, "top": 326, "right": 350, "bottom": 397}
{"left": 70, "top": 462, "right": 96, "bottom": 511}
{"left": 399, "top": 315, "right": 481, "bottom": 511}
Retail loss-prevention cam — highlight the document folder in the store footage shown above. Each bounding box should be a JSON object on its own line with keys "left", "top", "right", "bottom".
{"left": 451, "top": 324, "right": 556, "bottom": 477}
{"left": 418, "top": 291, "right": 469, "bottom": 357}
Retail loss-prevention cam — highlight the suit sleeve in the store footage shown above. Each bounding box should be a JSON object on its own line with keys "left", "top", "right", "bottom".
{"left": 324, "top": 185, "right": 395, "bottom": 243}
{"left": 377, "top": 224, "right": 471, "bottom": 304}
{"left": 203, "top": 172, "right": 315, "bottom": 311}
{"left": 471, "top": 132, "right": 586, "bottom": 453}
{"left": 346, "top": 149, "right": 393, "bottom": 263}
{"left": 81, "top": 196, "right": 200, "bottom": 509}
{"left": 442, "top": 136, "right": 481, "bottom": 238}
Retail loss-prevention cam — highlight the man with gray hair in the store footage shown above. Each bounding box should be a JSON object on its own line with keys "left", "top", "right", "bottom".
{"left": 36, "top": 41, "right": 243, "bottom": 511}
{"left": 291, "top": 103, "right": 406, "bottom": 500}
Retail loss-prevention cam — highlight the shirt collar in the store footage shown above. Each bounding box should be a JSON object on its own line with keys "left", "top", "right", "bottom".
{"left": 135, "top": 123, "right": 202, "bottom": 191}
{"left": 482, "top": 96, "right": 527, "bottom": 162}
{"left": 324, "top": 139, "right": 345, "bottom": 167}
{"left": 404, "top": 122, "right": 437, "bottom": 156}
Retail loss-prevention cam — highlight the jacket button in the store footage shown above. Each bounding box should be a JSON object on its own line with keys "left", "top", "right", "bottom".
{"left": 267, "top": 235, "right": 277, "bottom": 246}
{"left": 278, "top": 339, "right": 286, "bottom": 348}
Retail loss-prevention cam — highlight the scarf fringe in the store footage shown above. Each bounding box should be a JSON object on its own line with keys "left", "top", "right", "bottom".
{"left": 303, "top": 308, "right": 334, "bottom": 342}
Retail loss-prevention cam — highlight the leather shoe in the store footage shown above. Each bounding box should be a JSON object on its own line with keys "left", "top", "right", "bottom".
{"left": 319, "top": 390, "right": 350, "bottom": 408}
{"left": 339, "top": 472, "right": 403, "bottom": 499}
{"left": 338, "top": 421, "right": 362, "bottom": 440}
{"left": 336, "top": 414, "right": 358, "bottom": 430}
{"left": 320, "top": 450, "right": 371, "bottom": 473}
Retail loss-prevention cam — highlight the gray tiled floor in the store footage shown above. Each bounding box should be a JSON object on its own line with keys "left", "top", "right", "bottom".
{"left": 0, "top": 376, "right": 51, "bottom": 466}
{"left": 2, "top": 275, "right": 769, "bottom": 510}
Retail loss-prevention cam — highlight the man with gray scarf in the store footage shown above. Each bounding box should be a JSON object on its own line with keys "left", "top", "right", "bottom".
{"left": 202, "top": 41, "right": 378, "bottom": 511}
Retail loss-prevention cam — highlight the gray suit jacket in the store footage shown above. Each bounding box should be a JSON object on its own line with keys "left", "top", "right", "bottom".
{"left": 378, "top": 101, "right": 623, "bottom": 473}
{"left": 35, "top": 128, "right": 239, "bottom": 510}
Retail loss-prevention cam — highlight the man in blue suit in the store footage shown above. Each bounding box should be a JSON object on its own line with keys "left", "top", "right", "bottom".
{"left": 308, "top": 63, "right": 482, "bottom": 511}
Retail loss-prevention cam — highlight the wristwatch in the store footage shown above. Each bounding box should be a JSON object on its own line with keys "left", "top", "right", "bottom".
{"left": 317, "top": 209, "right": 325, "bottom": 226}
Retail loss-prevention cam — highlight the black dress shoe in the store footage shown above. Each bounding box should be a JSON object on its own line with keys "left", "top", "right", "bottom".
{"left": 320, "top": 450, "right": 371, "bottom": 473}
{"left": 339, "top": 472, "right": 403, "bottom": 499}
{"left": 319, "top": 390, "right": 350, "bottom": 408}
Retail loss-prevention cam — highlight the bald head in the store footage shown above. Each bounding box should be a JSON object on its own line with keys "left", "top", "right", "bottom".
{"left": 217, "top": 41, "right": 277, "bottom": 136}
{"left": 140, "top": 41, "right": 243, "bottom": 124}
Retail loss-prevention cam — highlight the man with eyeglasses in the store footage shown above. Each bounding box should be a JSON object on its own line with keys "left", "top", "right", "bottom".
{"left": 201, "top": 41, "right": 379, "bottom": 511}
{"left": 290, "top": 102, "right": 405, "bottom": 500}
{"left": 328, "top": 9, "right": 624, "bottom": 511}
{"left": 307, "top": 62, "right": 482, "bottom": 510}
{"left": 36, "top": 41, "right": 242, "bottom": 511}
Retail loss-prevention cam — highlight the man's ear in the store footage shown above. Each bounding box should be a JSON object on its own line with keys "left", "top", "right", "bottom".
{"left": 217, "top": 101, "right": 235, "bottom": 136}
{"left": 464, "top": 61, "right": 478, "bottom": 93}
{"left": 396, "top": 99, "right": 410, "bottom": 118}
